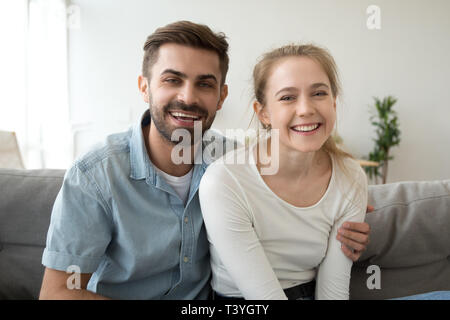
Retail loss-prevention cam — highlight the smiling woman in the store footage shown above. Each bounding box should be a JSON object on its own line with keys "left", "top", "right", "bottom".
{"left": 199, "top": 43, "right": 369, "bottom": 300}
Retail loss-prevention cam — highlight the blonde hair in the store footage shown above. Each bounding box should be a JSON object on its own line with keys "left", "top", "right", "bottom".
{"left": 252, "top": 43, "right": 353, "bottom": 165}
{"left": 250, "top": 44, "right": 367, "bottom": 210}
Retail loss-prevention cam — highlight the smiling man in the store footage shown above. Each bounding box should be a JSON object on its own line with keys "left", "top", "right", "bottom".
{"left": 139, "top": 41, "right": 228, "bottom": 178}
{"left": 38, "top": 21, "right": 370, "bottom": 300}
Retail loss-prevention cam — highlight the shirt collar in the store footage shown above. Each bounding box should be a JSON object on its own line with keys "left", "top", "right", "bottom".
{"left": 129, "top": 110, "right": 153, "bottom": 181}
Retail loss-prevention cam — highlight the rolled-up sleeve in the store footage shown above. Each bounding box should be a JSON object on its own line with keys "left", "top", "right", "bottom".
{"left": 42, "top": 165, "right": 113, "bottom": 273}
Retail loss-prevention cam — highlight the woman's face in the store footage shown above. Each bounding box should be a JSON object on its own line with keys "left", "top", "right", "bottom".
{"left": 257, "top": 56, "right": 336, "bottom": 153}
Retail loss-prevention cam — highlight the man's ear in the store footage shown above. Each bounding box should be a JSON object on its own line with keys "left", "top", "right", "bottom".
{"left": 253, "top": 100, "right": 270, "bottom": 127}
{"left": 216, "top": 84, "right": 228, "bottom": 111}
{"left": 138, "top": 75, "right": 149, "bottom": 103}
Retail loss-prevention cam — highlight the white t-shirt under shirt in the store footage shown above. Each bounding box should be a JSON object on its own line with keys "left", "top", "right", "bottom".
{"left": 198, "top": 143, "right": 368, "bottom": 300}
{"left": 154, "top": 166, "right": 193, "bottom": 205}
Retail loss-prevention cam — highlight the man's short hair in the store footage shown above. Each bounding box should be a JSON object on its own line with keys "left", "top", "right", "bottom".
{"left": 142, "top": 20, "right": 229, "bottom": 86}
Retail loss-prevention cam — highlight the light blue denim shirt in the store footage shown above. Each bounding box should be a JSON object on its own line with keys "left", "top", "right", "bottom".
{"left": 42, "top": 110, "right": 228, "bottom": 299}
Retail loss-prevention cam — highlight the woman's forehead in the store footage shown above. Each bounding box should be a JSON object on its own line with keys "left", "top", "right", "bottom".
{"left": 267, "top": 56, "right": 330, "bottom": 91}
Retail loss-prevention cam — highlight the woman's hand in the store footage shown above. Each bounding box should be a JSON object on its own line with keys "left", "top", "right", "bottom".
{"left": 336, "top": 205, "right": 374, "bottom": 262}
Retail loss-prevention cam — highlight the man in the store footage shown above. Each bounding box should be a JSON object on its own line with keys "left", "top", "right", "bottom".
{"left": 39, "top": 21, "right": 370, "bottom": 300}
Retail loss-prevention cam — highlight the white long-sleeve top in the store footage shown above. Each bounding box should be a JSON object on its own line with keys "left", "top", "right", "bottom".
{"left": 199, "top": 144, "right": 368, "bottom": 300}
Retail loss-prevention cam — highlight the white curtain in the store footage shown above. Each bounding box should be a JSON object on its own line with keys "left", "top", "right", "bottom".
{"left": 0, "top": 0, "right": 72, "bottom": 169}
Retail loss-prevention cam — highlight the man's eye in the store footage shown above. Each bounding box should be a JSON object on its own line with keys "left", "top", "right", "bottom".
{"left": 165, "top": 78, "right": 180, "bottom": 84}
{"left": 199, "top": 82, "right": 213, "bottom": 88}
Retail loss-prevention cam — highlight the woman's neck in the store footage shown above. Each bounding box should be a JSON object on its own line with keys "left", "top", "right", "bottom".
{"left": 256, "top": 136, "right": 329, "bottom": 181}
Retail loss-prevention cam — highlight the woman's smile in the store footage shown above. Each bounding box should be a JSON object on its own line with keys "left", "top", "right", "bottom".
{"left": 290, "top": 122, "right": 322, "bottom": 136}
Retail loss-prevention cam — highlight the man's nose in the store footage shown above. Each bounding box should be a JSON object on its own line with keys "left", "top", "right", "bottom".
{"left": 177, "top": 83, "right": 199, "bottom": 106}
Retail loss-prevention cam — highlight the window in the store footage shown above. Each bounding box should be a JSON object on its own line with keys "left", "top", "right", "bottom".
{"left": 0, "top": 0, "right": 71, "bottom": 169}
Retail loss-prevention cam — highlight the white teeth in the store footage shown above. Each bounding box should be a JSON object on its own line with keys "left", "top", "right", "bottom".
{"left": 171, "top": 112, "right": 200, "bottom": 120}
{"left": 292, "top": 124, "right": 319, "bottom": 132}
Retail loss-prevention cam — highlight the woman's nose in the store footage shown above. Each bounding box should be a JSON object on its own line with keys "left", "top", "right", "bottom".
{"left": 296, "top": 97, "right": 315, "bottom": 117}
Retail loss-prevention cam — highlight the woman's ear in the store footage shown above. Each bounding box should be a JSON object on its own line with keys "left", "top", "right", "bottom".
{"left": 253, "top": 100, "right": 270, "bottom": 128}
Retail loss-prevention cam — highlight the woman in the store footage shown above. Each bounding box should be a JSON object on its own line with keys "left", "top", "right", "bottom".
{"left": 199, "top": 44, "right": 368, "bottom": 300}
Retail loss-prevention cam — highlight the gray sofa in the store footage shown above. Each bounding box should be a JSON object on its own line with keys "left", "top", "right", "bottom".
{"left": 0, "top": 168, "right": 449, "bottom": 300}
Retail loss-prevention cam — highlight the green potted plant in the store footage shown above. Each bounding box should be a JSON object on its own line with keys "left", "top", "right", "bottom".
{"left": 365, "top": 96, "right": 401, "bottom": 184}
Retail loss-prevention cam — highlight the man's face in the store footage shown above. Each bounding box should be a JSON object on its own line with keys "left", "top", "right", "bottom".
{"left": 139, "top": 43, "right": 228, "bottom": 144}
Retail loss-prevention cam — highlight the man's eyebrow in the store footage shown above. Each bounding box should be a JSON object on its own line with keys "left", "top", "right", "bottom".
{"left": 160, "top": 69, "right": 218, "bottom": 83}
{"left": 197, "top": 74, "right": 218, "bottom": 83}
{"left": 160, "top": 69, "right": 187, "bottom": 78}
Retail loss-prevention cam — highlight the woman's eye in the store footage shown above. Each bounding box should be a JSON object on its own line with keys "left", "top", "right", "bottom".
{"left": 313, "top": 91, "right": 328, "bottom": 97}
{"left": 280, "top": 96, "right": 295, "bottom": 101}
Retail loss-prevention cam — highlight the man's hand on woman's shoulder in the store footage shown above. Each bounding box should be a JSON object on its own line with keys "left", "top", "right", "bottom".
{"left": 337, "top": 205, "right": 374, "bottom": 262}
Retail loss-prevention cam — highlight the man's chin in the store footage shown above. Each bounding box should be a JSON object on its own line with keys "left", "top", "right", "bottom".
{"left": 155, "top": 126, "right": 202, "bottom": 146}
{"left": 153, "top": 116, "right": 213, "bottom": 145}
{"left": 170, "top": 127, "right": 208, "bottom": 145}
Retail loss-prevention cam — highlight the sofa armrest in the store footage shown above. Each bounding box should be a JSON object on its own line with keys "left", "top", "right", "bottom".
{"left": 350, "top": 180, "right": 450, "bottom": 299}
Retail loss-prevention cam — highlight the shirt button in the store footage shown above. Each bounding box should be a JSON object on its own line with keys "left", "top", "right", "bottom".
{"left": 184, "top": 217, "right": 188, "bottom": 223}
{"left": 183, "top": 256, "right": 189, "bottom": 263}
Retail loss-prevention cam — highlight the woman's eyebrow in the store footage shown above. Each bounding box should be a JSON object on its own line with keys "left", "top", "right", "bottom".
{"left": 275, "top": 83, "right": 330, "bottom": 96}
{"left": 275, "top": 86, "right": 298, "bottom": 96}
{"left": 310, "top": 82, "right": 329, "bottom": 89}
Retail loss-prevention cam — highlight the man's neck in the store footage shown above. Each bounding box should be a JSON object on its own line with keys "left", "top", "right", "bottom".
{"left": 143, "top": 123, "right": 196, "bottom": 177}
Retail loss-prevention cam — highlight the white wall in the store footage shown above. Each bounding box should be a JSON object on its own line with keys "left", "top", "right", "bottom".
{"left": 68, "top": 0, "right": 450, "bottom": 182}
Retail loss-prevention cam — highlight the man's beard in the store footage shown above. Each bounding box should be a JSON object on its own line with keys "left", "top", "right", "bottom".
{"left": 148, "top": 99, "right": 216, "bottom": 145}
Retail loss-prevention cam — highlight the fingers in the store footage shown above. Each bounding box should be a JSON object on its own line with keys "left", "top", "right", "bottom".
{"left": 338, "top": 221, "right": 372, "bottom": 262}
{"left": 337, "top": 227, "right": 369, "bottom": 245}
{"left": 336, "top": 233, "right": 366, "bottom": 252}
{"left": 340, "top": 244, "right": 361, "bottom": 262}
{"left": 341, "top": 221, "right": 370, "bottom": 235}
{"left": 366, "top": 205, "right": 375, "bottom": 213}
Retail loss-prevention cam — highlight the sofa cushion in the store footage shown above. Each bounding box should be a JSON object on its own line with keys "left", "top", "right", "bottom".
{"left": 0, "top": 169, "right": 64, "bottom": 299}
{"left": 351, "top": 180, "right": 450, "bottom": 299}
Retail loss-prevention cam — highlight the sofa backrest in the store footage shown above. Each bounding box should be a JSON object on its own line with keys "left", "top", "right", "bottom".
{"left": 351, "top": 180, "right": 450, "bottom": 299}
{"left": 0, "top": 169, "right": 65, "bottom": 299}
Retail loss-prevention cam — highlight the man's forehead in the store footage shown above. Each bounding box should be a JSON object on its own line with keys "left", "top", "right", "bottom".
{"left": 153, "top": 43, "right": 222, "bottom": 78}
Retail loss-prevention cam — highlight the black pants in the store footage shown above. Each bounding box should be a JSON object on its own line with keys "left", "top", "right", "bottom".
{"left": 212, "top": 280, "right": 315, "bottom": 300}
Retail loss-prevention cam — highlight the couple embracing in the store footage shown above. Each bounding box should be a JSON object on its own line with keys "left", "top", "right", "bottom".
{"left": 39, "top": 21, "right": 371, "bottom": 300}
